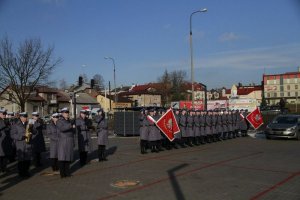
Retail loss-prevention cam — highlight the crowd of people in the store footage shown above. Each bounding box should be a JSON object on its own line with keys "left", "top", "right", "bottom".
{"left": 139, "top": 108, "right": 250, "bottom": 154}
{"left": 0, "top": 108, "right": 108, "bottom": 179}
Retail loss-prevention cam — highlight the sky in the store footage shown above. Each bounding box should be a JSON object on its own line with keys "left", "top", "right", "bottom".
{"left": 0, "top": 0, "right": 300, "bottom": 89}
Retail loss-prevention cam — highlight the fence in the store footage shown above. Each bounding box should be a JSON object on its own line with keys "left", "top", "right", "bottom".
{"left": 114, "top": 111, "right": 140, "bottom": 136}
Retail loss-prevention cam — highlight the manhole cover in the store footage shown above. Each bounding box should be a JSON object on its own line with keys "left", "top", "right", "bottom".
{"left": 111, "top": 180, "right": 141, "bottom": 188}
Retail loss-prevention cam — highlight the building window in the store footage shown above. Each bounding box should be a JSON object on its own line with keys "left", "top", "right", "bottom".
{"left": 296, "top": 92, "right": 298, "bottom": 97}
{"left": 273, "top": 93, "right": 277, "bottom": 97}
{"left": 280, "top": 92, "right": 284, "bottom": 97}
{"left": 287, "top": 92, "right": 290, "bottom": 97}
{"left": 296, "top": 85, "right": 298, "bottom": 90}
{"left": 287, "top": 79, "right": 290, "bottom": 83}
{"left": 267, "top": 93, "right": 270, "bottom": 98}
{"left": 287, "top": 85, "right": 290, "bottom": 90}
{"left": 280, "top": 85, "right": 284, "bottom": 91}
{"left": 33, "top": 106, "right": 38, "bottom": 112}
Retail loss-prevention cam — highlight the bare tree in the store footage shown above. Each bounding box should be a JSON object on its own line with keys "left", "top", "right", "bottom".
{"left": 157, "top": 69, "right": 172, "bottom": 106}
{"left": 170, "top": 70, "right": 187, "bottom": 101}
{"left": 93, "top": 74, "right": 105, "bottom": 91}
{"left": 0, "top": 36, "right": 62, "bottom": 111}
{"left": 59, "top": 79, "right": 68, "bottom": 90}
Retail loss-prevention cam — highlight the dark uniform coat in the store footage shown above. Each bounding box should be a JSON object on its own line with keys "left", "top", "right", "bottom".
{"left": 46, "top": 122, "right": 59, "bottom": 159}
{"left": 76, "top": 117, "right": 92, "bottom": 152}
{"left": 95, "top": 115, "right": 108, "bottom": 146}
{"left": 57, "top": 118, "right": 75, "bottom": 162}
{"left": 228, "top": 113, "right": 234, "bottom": 132}
{"left": 0, "top": 118, "right": 13, "bottom": 157}
{"left": 211, "top": 115, "right": 218, "bottom": 134}
{"left": 31, "top": 119, "right": 46, "bottom": 153}
{"left": 216, "top": 114, "right": 223, "bottom": 133}
{"left": 11, "top": 120, "right": 32, "bottom": 161}
{"left": 139, "top": 113, "right": 149, "bottom": 141}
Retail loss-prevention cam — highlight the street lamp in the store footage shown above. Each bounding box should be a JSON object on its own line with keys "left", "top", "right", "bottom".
{"left": 104, "top": 57, "right": 117, "bottom": 104}
{"left": 190, "top": 8, "right": 207, "bottom": 108}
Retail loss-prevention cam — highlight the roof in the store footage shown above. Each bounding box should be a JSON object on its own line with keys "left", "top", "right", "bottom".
{"left": 76, "top": 92, "right": 99, "bottom": 104}
{"left": 56, "top": 91, "right": 70, "bottom": 102}
{"left": 35, "top": 86, "right": 58, "bottom": 93}
{"left": 28, "top": 94, "right": 45, "bottom": 101}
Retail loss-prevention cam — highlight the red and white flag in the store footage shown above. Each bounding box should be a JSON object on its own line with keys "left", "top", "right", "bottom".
{"left": 246, "top": 107, "right": 264, "bottom": 129}
{"left": 156, "top": 108, "right": 180, "bottom": 142}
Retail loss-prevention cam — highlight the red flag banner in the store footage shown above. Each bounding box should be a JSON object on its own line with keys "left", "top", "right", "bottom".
{"left": 156, "top": 108, "right": 180, "bottom": 142}
{"left": 246, "top": 107, "right": 264, "bottom": 129}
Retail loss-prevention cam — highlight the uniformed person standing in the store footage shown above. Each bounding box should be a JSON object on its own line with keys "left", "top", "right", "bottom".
{"left": 95, "top": 109, "right": 109, "bottom": 161}
{"left": 193, "top": 110, "right": 201, "bottom": 145}
{"left": 216, "top": 110, "right": 223, "bottom": 141}
{"left": 31, "top": 112, "right": 46, "bottom": 167}
{"left": 7, "top": 112, "right": 17, "bottom": 163}
{"left": 205, "top": 111, "right": 213, "bottom": 143}
{"left": 222, "top": 110, "right": 229, "bottom": 140}
{"left": 76, "top": 110, "right": 92, "bottom": 166}
{"left": 56, "top": 108, "right": 75, "bottom": 178}
{"left": 139, "top": 108, "right": 149, "bottom": 154}
{"left": 186, "top": 109, "right": 195, "bottom": 146}
{"left": 239, "top": 109, "right": 248, "bottom": 137}
{"left": 147, "top": 109, "right": 159, "bottom": 153}
{"left": 179, "top": 109, "right": 188, "bottom": 147}
{"left": 46, "top": 113, "right": 60, "bottom": 173}
{"left": 199, "top": 110, "right": 206, "bottom": 144}
{"left": 0, "top": 109, "right": 11, "bottom": 173}
{"left": 11, "top": 112, "right": 32, "bottom": 177}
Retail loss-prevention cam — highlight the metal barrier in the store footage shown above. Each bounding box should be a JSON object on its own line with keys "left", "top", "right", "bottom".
{"left": 114, "top": 111, "right": 140, "bottom": 136}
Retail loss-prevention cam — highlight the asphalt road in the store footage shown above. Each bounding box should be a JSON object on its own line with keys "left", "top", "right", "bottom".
{"left": 0, "top": 133, "right": 300, "bottom": 200}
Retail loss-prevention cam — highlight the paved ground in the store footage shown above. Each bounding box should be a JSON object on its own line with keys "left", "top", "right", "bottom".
{"left": 1, "top": 132, "right": 300, "bottom": 200}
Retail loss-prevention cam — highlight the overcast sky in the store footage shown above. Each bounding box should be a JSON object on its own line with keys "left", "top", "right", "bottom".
{"left": 1, "top": 0, "right": 300, "bottom": 89}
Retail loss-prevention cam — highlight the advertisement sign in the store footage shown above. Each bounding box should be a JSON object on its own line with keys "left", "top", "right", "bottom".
{"left": 207, "top": 100, "right": 228, "bottom": 110}
{"left": 179, "top": 100, "right": 204, "bottom": 110}
{"left": 229, "top": 98, "right": 257, "bottom": 112}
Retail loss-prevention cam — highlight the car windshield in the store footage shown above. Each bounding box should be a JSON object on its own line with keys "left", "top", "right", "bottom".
{"left": 273, "top": 116, "right": 298, "bottom": 124}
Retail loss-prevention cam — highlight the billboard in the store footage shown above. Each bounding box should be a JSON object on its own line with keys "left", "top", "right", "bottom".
{"left": 228, "top": 98, "right": 257, "bottom": 112}
{"left": 179, "top": 100, "right": 204, "bottom": 110}
{"left": 207, "top": 100, "right": 228, "bottom": 110}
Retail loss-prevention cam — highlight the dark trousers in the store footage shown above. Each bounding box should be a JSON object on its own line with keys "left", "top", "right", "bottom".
{"left": 59, "top": 161, "right": 70, "bottom": 178}
{"left": 79, "top": 151, "right": 88, "bottom": 166}
{"left": 0, "top": 156, "right": 7, "bottom": 172}
{"left": 17, "top": 160, "right": 31, "bottom": 177}
{"left": 98, "top": 145, "right": 107, "bottom": 161}
{"left": 51, "top": 158, "right": 59, "bottom": 171}
{"left": 140, "top": 140, "right": 148, "bottom": 154}
{"left": 34, "top": 152, "right": 42, "bottom": 167}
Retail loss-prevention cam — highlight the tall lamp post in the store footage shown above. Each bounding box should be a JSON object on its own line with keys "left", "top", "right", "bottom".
{"left": 104, "top": 57, "right": 117, "bottom": 104}
{"left": 190, "top": 8, "right": 207, "bottom": 108}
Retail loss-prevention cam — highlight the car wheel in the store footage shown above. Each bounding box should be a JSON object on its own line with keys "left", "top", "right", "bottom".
{"left": 266, "top": 135, "right": 271, "bottom": 140}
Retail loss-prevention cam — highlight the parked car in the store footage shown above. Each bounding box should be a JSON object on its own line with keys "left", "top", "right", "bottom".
{"left": 260, "top": 105, "right": 288, "bottom": 114}
{"left": 265, "top": 114, "right": 300, "bottom": 140}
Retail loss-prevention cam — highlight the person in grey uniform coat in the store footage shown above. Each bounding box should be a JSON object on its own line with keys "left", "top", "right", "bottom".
{"left": 199, "top": 111, "right": 206, "bottom": 144}
{"left": 186, "top": 110, "right": 195, "bottom": 146}
{"left": 179, "top": 109, "right": 188, "bottom": 148}
{"left": 95, "top": 109, "right": 109, "bottom": 161}
{"left": 216, "top": 111, "right": 223, "bottom": 141}
{"left": 222, "top": 110, "right": 229, "bottom": 140}
{"left": 76, "top": 110, "right": 92, "bottom": 166}
{"left": 239, "top": 109, "right": 248, "bottom": 137}
{"left": 56, "top": 108, "right": 75, "bottom": 178}
{"left": 31, "top": 112, "right": 46, "bottom": 167}
{"left": 139, "top": 109, "right": 149, "bottom": 154}
{"left": 147, "top": 109, "right": 160, "bottom": 153}
{"left": 205, "top": 111, "right": 213, "bottom": 143}
{"left": 46, "top": 113, "right": 60, "bottom": 172}
{"left": 0, "top": 109, "right": 12, "bottom": 173}
{"left": 193, "top": 110, "right": 201, "bottom": 145}
{"left": 11, "top": 112, "right": 32, "bottom": 178}
{"left": 211, "top": 111, "right": 218, "bottom": 142}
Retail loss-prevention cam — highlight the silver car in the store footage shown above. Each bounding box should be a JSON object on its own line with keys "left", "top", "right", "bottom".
{"left": 265, "top": 114, "right": 300, "bottom": 140}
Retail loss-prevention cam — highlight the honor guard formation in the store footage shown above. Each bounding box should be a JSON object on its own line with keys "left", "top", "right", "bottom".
{"left": 139, "top": 108, "right": 250, "bottom": 154}
{"left": 0, "top": 108, "right": 109, "bottom": 179}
